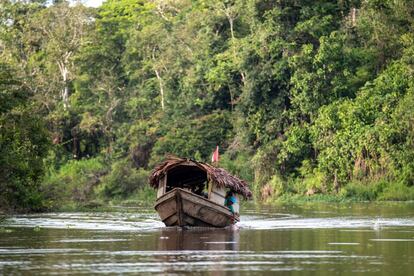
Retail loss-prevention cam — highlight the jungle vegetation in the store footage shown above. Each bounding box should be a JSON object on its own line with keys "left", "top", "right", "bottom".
{"left": 1, "top": 0, "right": 414, "bottom": 211}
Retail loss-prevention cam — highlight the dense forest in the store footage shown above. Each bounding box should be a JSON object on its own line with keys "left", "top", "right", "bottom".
{"left": 1, "top": 0, "right": 414, "bottom": 212}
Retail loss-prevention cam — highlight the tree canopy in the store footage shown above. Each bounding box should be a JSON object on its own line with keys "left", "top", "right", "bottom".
{"left": 1, "top": 0, "right": 414, "bottom": 211}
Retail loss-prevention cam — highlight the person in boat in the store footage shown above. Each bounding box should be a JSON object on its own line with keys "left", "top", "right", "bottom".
{"left": 224, "top": 190, "right": 237, "bottom": 214}
{"left": 192, "top": 183, "right": 208, "bottom": 198}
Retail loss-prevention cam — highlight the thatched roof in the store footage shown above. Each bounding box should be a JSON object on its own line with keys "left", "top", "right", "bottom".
{"left": 149, "top": 156, "right": 252, "bottom": 199}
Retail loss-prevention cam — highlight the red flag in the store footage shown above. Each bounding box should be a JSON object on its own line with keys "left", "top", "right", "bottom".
{"left": 211, "top": 146, "right": 219, "bottom": 163}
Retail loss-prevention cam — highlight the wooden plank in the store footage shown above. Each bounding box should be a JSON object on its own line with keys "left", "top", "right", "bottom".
{"left": 210, "top": 184, "right": 226, "bottom": 205}
{"left": 207, "top": 181, "right": 212, "bottom": 198}
{"left": 163, "top": 174, "right": 167, "bottom": 193}
{"left": 176, "top": 191, "right": 184, "bottom": 226}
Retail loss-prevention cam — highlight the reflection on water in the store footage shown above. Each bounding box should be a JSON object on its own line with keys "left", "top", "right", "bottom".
{"left": 1, "top": 203, "right": 414, "bottom": 275}
{"left": 158, "top": 227, "right": 240, "bottom": 251}
{"left": 155, "top": 228, "right": 240, "bottom": 274}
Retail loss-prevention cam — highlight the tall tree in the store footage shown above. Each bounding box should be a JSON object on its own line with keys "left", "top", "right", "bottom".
{"left": 29, "top": 1, "right": 91, "bottom": 110}
{"left": 0, "top": 62, "right": 50, "bottom": 211}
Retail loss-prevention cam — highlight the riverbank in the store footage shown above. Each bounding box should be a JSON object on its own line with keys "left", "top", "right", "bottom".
{"left": 48, "top": 186, "right": 157, "bottom": 213}
{"left": 259, "top": 179, "right": 414, "bottom": 205}
{"left": 2, "top": 180, "right": 414, "bottom": 215}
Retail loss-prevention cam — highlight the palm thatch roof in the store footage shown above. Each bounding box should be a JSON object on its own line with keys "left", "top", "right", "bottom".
{"left": 149, "top": 156, "right": 252, "bottom": 199}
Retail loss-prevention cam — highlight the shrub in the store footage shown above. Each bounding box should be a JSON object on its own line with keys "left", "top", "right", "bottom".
{"left": 378, "top": 182, "right": 414, "bottom": 201}
{"left": 42, "top": 157, "right": 107, "bottom": 207}
{"left": 339, "top": 181, "right": 387, "bottom": 201}
{"left": 220, "top": 152, "right": 254, "bottom": 186}
{"left": 98, "top": 158, "right": 150, "bottom": 199}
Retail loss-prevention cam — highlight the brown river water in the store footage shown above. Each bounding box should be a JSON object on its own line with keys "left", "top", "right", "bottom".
{"left": 1, "top": 203, "right": 414, "bottom": 275}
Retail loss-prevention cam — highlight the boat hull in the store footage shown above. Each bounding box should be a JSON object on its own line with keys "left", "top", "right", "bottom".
{"left": 155, "top": 188, "right": 239, "bottom": 227}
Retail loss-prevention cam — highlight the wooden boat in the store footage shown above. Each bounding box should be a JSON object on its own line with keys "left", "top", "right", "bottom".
{"left": 149, "top": 157, "right": 252, "bottom": 228}
{"left": 155, "top": 188, "right": 239, "bottom": 227}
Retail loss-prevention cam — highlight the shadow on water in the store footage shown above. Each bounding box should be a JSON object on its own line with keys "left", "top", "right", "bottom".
{"left": 158, "top": 227, "right": 240, "bottom": 251}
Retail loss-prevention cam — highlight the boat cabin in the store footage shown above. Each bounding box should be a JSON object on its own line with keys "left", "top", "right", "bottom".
{"left": 150, "top": 157, "right": 251, "bottom": 213}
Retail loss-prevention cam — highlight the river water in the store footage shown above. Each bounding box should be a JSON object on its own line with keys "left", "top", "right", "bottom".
{"left": 1, "top": 203, "right": 414, "bottom": 275}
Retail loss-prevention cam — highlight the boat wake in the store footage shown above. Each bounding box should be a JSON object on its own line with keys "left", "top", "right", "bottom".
{"left": 4, "top": 212, "right": 164, "bottom": 232}
{"left": 4, "top": 211, "right": 414, "bottom": 232}
{"left": 238, "top": 214, "right": 414, "bottom": 230}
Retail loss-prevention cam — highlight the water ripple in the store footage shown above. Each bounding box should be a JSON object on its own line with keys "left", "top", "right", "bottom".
{"left": 4, "top": 212, "right": 414, "bottom": 232}
{"left": 239, "top": 216, "right": 414, "bottom": 230}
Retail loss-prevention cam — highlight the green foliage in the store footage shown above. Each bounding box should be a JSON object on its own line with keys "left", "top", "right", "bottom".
{"left": 311, "top": 60, "right": 414, "bottom": 186}
{"left": 339, "top": 181, "right": 387, "bottom": 201}
{"left": 42, "top": 157, "right": 107, "bottom": 207}
{"left": 219, "top": 151, "right": 254, "bottom": 187}
{"left": 300, "top": 170, "right": 327, "bottom": 194}
{"left": 152, "top": 112, "right": 233, "bottom": 163}
{"left": 378, "top": 183, "right": 414, "bottom": 201}
{"left": 110, "top": 186, "right": 156, "bottom": 207}
{"left": 97, "top": 158, "right": 149, "bottom": 199}
{"left": 339, "top": 181, "right": 414, "bottom": 201}
{"left": 264, "top": 174, "right": 286, "bottom": 200}
{"left": 2, "top": 0, "right": 414, "bottom": 211}
{"left": 0, "top": 63, "right": 50, "bottom": 212}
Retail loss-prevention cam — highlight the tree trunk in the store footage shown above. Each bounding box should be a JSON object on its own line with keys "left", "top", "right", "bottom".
{"left": 62, "top": 84, "right": 69, "bottom": 110}
{"left": 333, "top": 172, "right": 339, "bottom": 193}
{"left": 224, "top": 5, "right": 246, "bottom": 90}
{"left": 228, "top": 16, "right": 235, "bottom": 42}
{"left": 57, "top": 56, "right": 71, "bottom": 110}
{"left": 351, "top": 7, "right": 357, "bottom": 27}
{"left": 154, "top": 69, "right": 165, "bottom": 110}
